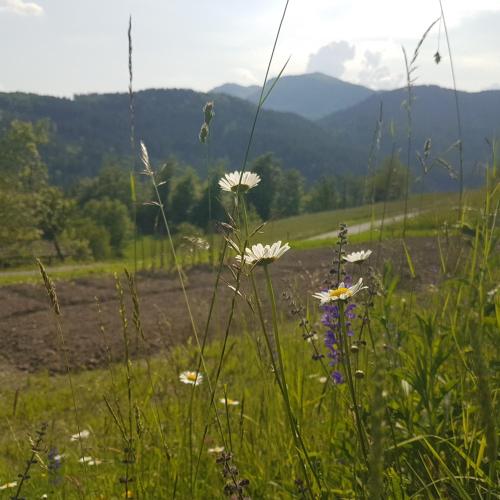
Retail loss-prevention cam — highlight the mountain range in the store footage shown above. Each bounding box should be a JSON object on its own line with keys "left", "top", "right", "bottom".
{"left": 211, "top": 73, "right": 374, "bottom": 120}
{"left": 0, "top": 72, "right": 498, "bottom": 191}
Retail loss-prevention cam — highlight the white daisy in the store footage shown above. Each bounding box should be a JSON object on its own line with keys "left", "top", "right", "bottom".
{"left": 79, "top": 456, "right": 101, "bottom": 465}
{"left": 208, "top": 446, "right": 225, "bottom": 454}
{"left": 236, "top": 241, "right": 290, "bottom": 266}
{"left": 70, "top": 429, "right": 90, "bottom": 441}
{"left": 313, "top": 278, "right": 367, "bottom": 305}
{"left": 219, "top": 171, "right": 261, "bottom": 193}
{"left": 0, "top": 482, "right": 17, "bottom": 490}
{"left": 343, "top": 250, "right": 372, "bottom": 263}
{"left": 219, "top": 397, "right": 240, "bottom": 406}
{"left": 179, "top": 370, "right": 204, "bottom": 386}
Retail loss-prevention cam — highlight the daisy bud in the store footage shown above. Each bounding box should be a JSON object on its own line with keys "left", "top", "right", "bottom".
{"left": 354, "top": 370, "right": 365, "bottom": 379}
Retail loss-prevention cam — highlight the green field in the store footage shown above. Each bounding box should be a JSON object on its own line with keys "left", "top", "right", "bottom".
{"left": 0, "top": 177, "right": 498, "bottom": 498}
{"left": 0, "top": 190, "right": 477, "bottom": 286}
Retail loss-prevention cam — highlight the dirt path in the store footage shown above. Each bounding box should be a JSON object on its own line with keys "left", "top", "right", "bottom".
{"left": 0, "top": 237, "right": 457, "bottom": 374}
{"left": 307, "top": 211, "right": 420, "bottom": 241}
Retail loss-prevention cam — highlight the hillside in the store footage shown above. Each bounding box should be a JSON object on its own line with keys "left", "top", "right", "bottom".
{"left": 0, "top": 89, "right": 362, "bottom": 186}
{"left": 211, "top": 72, "right": 374, "bottom": 120}
{"left": 319, "top": 85, "right": 500, "bottom": 190}
{"left": 0, "top": 83, "right": 498, "bottom": 191}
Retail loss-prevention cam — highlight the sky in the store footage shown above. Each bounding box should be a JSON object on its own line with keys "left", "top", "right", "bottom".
{"left": 1, "top": 0, "right": 500, "bottom": 97}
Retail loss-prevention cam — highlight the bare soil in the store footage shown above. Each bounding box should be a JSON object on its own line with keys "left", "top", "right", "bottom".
{"left": 0, "top": 237, "right": 461, "bottom": 374}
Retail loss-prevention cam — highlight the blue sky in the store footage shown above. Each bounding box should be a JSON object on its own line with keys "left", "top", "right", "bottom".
{"left": 1, "top": 0, "right": 500, "bottom": 96}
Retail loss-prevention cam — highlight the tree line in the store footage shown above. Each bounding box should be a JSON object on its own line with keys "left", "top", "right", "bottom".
{"left": 0, "top": 120, "right": 410, "bottom": 267}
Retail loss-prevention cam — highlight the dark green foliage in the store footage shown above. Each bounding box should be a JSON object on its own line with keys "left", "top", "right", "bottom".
{"left": 274, "top": 168, "right": 304, "bottom": 217}
{"left": 37, "top": 186, "right": 75, "bottom": 261}
{"left": 0, "top": 120, "right": 49, "bottom": 261}
{"left": 247, "top": 154, "right": 282, "bottom": 220}
{"left": 82, "top": 198, "right": 132, "bottom": 256}
{"left": 319, "top": 85, "right": 500, "bottom": 190}
{"left": 69, "top": 218, "right": 112, "bottom": 260}
{"left": 0, "top": 85, "right": 498, "bottom": 191}
{"left": 169, "top": 167, "right": 200, "bottom": 226}
{"left": 305, "top": 174, "right": 365, "bottom": 212}
{"left": 72, "top": 162, "right": 138, "bottom": 213}
{"left": 0, "top": 89, "right": 358, "bottom": 186}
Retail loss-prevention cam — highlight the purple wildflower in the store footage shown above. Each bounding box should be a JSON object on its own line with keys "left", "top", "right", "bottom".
{"left": 318, "top": 301, "right": 357, "bottom": 383}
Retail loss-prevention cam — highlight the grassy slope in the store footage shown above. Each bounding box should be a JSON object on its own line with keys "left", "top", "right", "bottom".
{"left": 0, "top": 191, "right": 471, "bottom": 285}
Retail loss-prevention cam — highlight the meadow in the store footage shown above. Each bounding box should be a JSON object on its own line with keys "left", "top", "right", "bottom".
{"left": 1, "top": 4, "right": 499, "bottom": 498}
{"left": 0, "top": 163, "right": 498, "bottom": 498}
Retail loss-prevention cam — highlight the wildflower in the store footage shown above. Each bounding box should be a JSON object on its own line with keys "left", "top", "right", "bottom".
{"left": 219, "top": 170, "right": 261, "bottom": 193}
{"left": 318, "top": 301, "right": 357, "bottom": 385}
{"left": 70, "top": 429, "right": 90, "bottom": 441}
{"left": 343, "top": 249, "right": 372, "bottom": 263}
{"left": 179, "top": 370, "right": 203, "bottom": 386}
{"left": 219, "top": 397, "right": 240, "bottom": 406}
{"left": 0, "top": 482, "right": 17, "bottom": 490}
{"left": 236, "top": 241, "right": 290, "bottom": 266}
{"left": 318, "top": 376, "right": 328, "bottom": 384}
{"left": 313, "top": 278, "right": 367, "bottom": 305}
{"left": 208, "top": 446, "right": 225, "bottom": 454}
{"left": 79, "top": 456, "right": 102, "bottom": 465}
{"left": 306, "top": 333, "right": 318, "bottom": 343}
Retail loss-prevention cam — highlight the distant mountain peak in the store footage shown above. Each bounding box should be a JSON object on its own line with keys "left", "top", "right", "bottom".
{"left": 210, "top": 72, "right": 374, "bottom": 120}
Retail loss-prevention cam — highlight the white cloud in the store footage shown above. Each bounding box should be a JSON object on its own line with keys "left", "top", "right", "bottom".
{"left": 306, "top": 41, "right": 355, "bottom": 78}
{"left": 356, "top": 49, "right": 404, "bottom": 89}
{"left": 0, "top": 0, "right": 43, "bottom": 16}
{"left": 230, "top": 67, "right": 260, "bottom": 85}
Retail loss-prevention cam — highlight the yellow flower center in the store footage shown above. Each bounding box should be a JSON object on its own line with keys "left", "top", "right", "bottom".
{"left": 329, "top": 287, "right": 351, "bottom": 299}
{"left": 186, "top": 372, "right": 197, "bottom": 382}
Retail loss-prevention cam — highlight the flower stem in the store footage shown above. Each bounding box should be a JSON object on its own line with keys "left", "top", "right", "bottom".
{"left": 262, "top": 265, "right": 323, "bottom": 495}
{"left": 339, "top": 301, "right": 369, "bottom": 464}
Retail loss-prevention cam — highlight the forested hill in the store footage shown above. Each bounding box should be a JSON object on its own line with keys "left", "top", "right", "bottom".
{"left": 0, "top": 83, "right": 498, "bottom": 190}
{"left": 319, "top": 85, "right": 500, "bottom": 189}
{"left": 0, "top": 89, "right": 362, "bottom": 186}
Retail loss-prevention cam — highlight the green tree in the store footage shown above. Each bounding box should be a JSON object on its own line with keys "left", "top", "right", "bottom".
{"left": 37, "top": 186, "right": 75, "bottom": 261}
{"left": 169, "top": 168, "right": 200, "bottom": 228}
{"left": 247, "top": 153, "right": 281, "bottom": 221}
{"left": 0, "top": 119, "right": 49, "bottom": 192}
{"left": 73, "top": 161, "right": 145, "bottom": 214}
{"left": 0, "top": 120, "right": 49, "bottom": 263}
{"left": 305, "top": 176, "right": 338, "bottom": 213}
{"left": 274, "top": 168, "right": 304, "bottom": 217}
{"left": 83, "top": 197, "right": 132, "bottom": 255}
